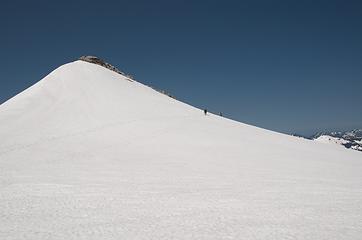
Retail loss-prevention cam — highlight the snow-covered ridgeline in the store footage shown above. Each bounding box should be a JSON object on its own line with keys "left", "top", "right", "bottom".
{"left": 0, "top": 59, "right": 361, "bottom": 240}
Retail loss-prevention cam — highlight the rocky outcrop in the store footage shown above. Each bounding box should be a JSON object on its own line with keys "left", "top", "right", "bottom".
{"left": 79, "top": 56, "right": 133, "bottom": 79}
{"left": 79, "top": 56, "right": 177, "bottom": 99}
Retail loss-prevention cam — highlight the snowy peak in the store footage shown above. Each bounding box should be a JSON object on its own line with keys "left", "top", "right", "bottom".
{"left": 312, "top": 129, "right": 362, "bottom": 141}
{"left": 1, "top": 59, "right": 362, "bottom": 239}
{"left": 342, "top": 129, "right": 362, "bottom": 140}
{"left": 78, "top": 55, "right": 133, "bottom": 79}
{"left": 313, "top": 129, "right": 362, "bottom": 152}
{"left": 0, "top": 60, "right": 199, "bottom": 154}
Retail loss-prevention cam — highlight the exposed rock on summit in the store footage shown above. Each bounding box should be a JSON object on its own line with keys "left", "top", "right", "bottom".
{"left": 79, "top": 56, "right": 132, "bottom": 79}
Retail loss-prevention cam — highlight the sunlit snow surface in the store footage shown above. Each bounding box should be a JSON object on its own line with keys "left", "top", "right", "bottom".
{"left": 314, "top": 135, "right": 350, "bottom": 147}
{"left": 0, "top": 61, "right": 361, "bottom": 239}
{"left": 315, "top": 135, "right": 362, "bottom": 152}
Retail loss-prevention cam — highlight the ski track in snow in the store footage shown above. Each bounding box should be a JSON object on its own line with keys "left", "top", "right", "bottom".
{"left": 0, "top": 114, "right": 194, "bottom": 156}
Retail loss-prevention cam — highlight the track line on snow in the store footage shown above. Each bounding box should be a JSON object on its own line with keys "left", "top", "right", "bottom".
{"left": 0, "top": 114, "right": 203, "bottom": 156}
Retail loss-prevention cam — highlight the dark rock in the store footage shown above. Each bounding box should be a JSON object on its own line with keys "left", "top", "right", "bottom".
{"left": 79, "top": 56, "right": 133, "bottom": 79}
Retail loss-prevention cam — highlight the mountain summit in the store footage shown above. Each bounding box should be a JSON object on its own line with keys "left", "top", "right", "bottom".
{"left": 0, "top": 60, "right": 361, "bottom": 239}
{"left": 78, "top": 55, "right": 128, "bottom": 77}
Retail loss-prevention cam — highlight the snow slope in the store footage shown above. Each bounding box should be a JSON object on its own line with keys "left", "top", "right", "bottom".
{"left": 314, "top": 135, "right": 350, "bottom": 147}
{"left": 0, "top": 60, "right": 361, "bottom": 240}
{"left": 314, "top": 135, "right": 362, "bottom": 152}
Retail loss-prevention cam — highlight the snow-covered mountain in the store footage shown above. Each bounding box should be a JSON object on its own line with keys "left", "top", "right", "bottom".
{"left": 1, "top": 58, "right": 361, "bottom": 240}
{"left": 78, "top": 56, "right": 132, "bottom": 78}
{"left": 312, "top": 129, "right": 362, "bottom": 141}
{"left": 312, "top": 130, "right": 362, "bottom": 152}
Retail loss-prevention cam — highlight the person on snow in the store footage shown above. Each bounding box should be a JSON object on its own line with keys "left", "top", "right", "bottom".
{"left": 204, "top": 109, "right": 207, "bottom": 115}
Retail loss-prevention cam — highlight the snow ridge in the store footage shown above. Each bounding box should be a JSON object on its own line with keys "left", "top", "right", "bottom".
{"left": 0, "top": 60, "right": 362, "bottom": 240}
{"left": 79, "top": 55, "right": 133, "bottom": 79}
{"left": 312, "top": 129, "right": 362, "bottom": 152}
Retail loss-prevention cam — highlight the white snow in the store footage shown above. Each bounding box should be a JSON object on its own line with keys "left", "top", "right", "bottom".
{"left": 351, "top": 143, "right": 362, "bottom": 151}
{"left": 0, "top": 60, "right": 361, "bottom": 240}
{"left": 314, "top": 135, "right": 362, "bottom": 152}
{"left": 314, "top": 135, "right": 349, "bottom": 147}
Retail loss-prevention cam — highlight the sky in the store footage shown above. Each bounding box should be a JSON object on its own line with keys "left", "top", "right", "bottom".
{"left": 1, "top": 0, "right": 361, "bottom": 135}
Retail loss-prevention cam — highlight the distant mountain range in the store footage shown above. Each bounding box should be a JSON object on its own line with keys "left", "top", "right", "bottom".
{"left": 293, "top": 129, "right": 362, "bottom": 152}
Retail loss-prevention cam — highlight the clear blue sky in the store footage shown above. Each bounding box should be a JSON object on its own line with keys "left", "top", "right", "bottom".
{"left": 1, "top": 0, "right": 361, "bottom": 135}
